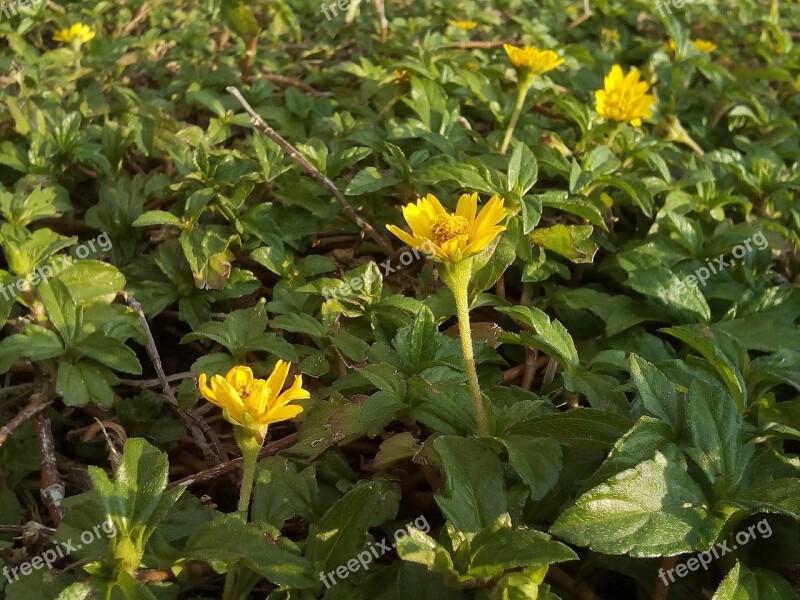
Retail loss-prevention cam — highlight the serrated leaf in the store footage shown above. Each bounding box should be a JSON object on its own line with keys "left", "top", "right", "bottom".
{"left": 551, "top": 450, "right": 719, "bottom": 557}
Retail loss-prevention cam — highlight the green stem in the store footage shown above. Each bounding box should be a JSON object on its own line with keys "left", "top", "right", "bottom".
{"left": 235, "top": 428, "right": 262, "bottom": 516}
{"left": 605, "top": 121, "right": 624, "bottom": 149}
{"left": 500, "top": 71, "right": 536, "bottom": 155}
{"left": 223, "top": 428, "right": 262, "bottom": 600}
{"left": 443, "top": 259, "right": 489, "bottom": 436}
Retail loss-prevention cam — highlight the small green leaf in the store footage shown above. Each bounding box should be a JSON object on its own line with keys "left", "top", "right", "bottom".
{"left": 433, "top": 436, "right": 507, "bottom": 532}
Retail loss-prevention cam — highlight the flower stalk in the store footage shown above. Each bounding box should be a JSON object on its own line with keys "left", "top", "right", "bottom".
{"left": 441, "top": 258, "right": 489, "bottom": 436}
{"left": 234, "top": 427, "right": 262, "bottom": 516}
{"left": 500, "top": 70, "right": 535, "bottom": 155}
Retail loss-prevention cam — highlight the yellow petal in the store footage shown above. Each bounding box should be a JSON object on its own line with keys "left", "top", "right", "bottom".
{"left": 275, "top": 375, "right": 310, "bottom": 406}
{"left": 198, "top": 373, "right": 218, "bottom": 403}
{"left": 472, "top": 194, "right": 507, "bottom": 233}
{"left": 402, "top": 202, "right": 434, "bottom": 238}
{"left": 386, "top": 224, "right": 426, "bottom": 250}
{"left": 260, "top": 404, "right": 304, "bottom": 426}
{"left": 224, "top": 366, "right": 254, "bottom": 392}
{"left": 423, "top": 194, "right": 448, "bottom": 217}
{"left": 265, "top": 360, "right": 290, "bottom": 396}
{"left": 456, "top": 193, "right": 478, "bottom": 225}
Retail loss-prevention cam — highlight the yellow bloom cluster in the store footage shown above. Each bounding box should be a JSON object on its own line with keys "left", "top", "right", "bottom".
{"left": 503, "top": 44, "right": 565, "bottom": 75}
{"left": 594, "top": 65, "right": 656, "bottom": 126}
{"left": 198, "top": 362, "right": 309, "bottom": 434}
{"left": 669, "top": 39, "right": 717, "bottom": 53}
{"left": 53, "top": 23, "right": 96, "bottom": 43}
{"left": 386, "top": 193, "right": 507, "bottom": 262}
{"left": 448, "top": 20, "right": 477, "bottom": 31}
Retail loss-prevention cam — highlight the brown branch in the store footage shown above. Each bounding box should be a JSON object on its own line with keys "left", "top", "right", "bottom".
{"left": 372, "top": 0, "right": 388, "bottom": 42}
{"left": 262, "top": 72, "right": 331, "bottom": 97}
{"left": 168, "top": 433, "right": 297, "bottom": 488}
{"left": 35, "top": 411, "right": 64, "bottom": 525}
{"left": 521, "top": 348, "right": 539, "bottom": 390}
{"left": 119, "top": 1, "right": 152, "bottom": 36}
{"left": 240, "top": 34, "right": 259, "bottom": 80}
{"left": 651, "top": 556, "right": 677, "bottom": 600}
{"left": 0, "top": 382, "right": 55, "bottom": 448}
{"left": 548, "top": 566, "right": 605, "bottom": 600}
{"left": 226, "top": 86, "right": 395, "bottom": 257}
{"left": 117, "top": 372, "right": 194, "bottom": 388}
{"left": 444, "top": 40, "right": 515, "bottom": 49}
{"left": 121, "top": 292, "right": 227, "bottom": 464}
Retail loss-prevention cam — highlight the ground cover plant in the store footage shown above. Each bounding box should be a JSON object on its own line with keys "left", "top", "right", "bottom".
{"left": 1, "top": 0, "right": 799, "bottom": 598}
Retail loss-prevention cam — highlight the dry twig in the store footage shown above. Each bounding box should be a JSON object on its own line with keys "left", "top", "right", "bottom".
{"left": 226, "top": 86, "right": 395, "bottom": 257}
{"left": 169, "top": 433, "right": 298, "bottom": 488}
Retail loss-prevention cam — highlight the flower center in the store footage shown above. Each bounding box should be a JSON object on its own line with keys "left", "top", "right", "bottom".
{"left": 431, "top": 214, "right": 469, "bottom": 245}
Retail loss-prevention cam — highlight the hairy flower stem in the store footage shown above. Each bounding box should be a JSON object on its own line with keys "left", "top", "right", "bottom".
{"left": 443, "top": 258, "right": 489, "bottom": 436}
{"left": 223, "top": 428, "right": 263, "bottom": 600}
{"left": 235, "top": 428, "right": 262, "bottom": 516}
{"left": 500, "top": 71, "right": 536, "bottom": 155}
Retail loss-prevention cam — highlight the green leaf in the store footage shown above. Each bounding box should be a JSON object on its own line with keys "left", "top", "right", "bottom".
{"left": 415, "top": 164, "right": 498, "bottom": 195}
{"left": 132, "top": 210, "right": 183, "bottom": 228}
{"left": 712, "top": 562, "right": 799, "bottom": 600}
{"left": 684, "top": 381, "right": 751, "bottom": 493}
{"left": 344, "top": 167, "right": 401, "bottom": 195}
{"left": 530, "top": 224, "right": 597, "bottom": 263}
{"left": 497, "top": 306, "right": 579, "bottom": 369}
{"left": 626, "top": 269, "right": 711, "bottom": 321}
{"left": 396, "top": 527, "right": 458, "bottom": 579}
{"left": 509, "top": 408, "right": 634, "bottom": 448}
{"left": 182, "top": 514, "right": 315, "bottom": 588}
{"left": 37, "top": 277, "right": 80, "bottom": 346}
{"left": 507, "top": 143, "right": 538, "bottom": 196}
{"left": 734, "top": 478, "right": 800, "bottom": 519}
{"left": 0, "top": 325, "right": 64, "bottom": 373}
{"left": 500, "top": 435, "right": 562, "bottom": 501}
{"left": 56, "top": 260, "right": 127, "bottom": 305}
{"left": 465, "top": 527, "right": 577, "bottom": 579}
{"left": 551, "top": 450, "right": 719, "bottom": 557}
{"left": 252, "top": 457, "right": 322, "bottom": 528}
{"left": 409, "top": 305, "right": 438, "bottom": 367}
{"left": 629, "top": 354, "right": 682, "bottom": 430}
{"left": 433, "top": 436, "right": 507, "bottom": 532}
{"left": 661, "top": 327, "right": 747, "bottom": 411}
{"left": 305, "top": 480, "right": 400, "bottom": 571}
{"left": 75, "top": 332, "right": 142, "bottom": 374}
{"left": 56, "top": 361, "right": 116, "bottom": 407}
{"left": 470, "top": 217, "right": 521, "bottom": 295}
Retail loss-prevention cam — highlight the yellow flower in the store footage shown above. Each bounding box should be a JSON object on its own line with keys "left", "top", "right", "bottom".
{"left": 198, "top": 363, "right": 309, "bottom": 433}
{"left": 386, "top": 193, "right": 507, "bottom": 262}
{"left": 448, "top": 19, "right": 477, "bottom": 31}
{"left": 503, "top": 44, "right": 565, "bottom": 75}
{"left": 669, "top": 39, "right": 717, "bottom": 53}
{"left": 594, "top": 64, "right": 656, "bottom": 127}
{"left": 53, "top": 23, "right": 96, "bottom": 44}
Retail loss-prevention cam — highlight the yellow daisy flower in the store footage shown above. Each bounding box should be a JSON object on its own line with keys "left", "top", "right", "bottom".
{"left": 448, "top": 19, "right": 477, "bottom": 31}
{"left": 503, "top": 43, "right": 565, "bottom": 75}
{"left": 53, "top": 23, "right": 96, "bottom": 44}
{"left": 386, "top": 193, "right": 507, "bottom": 262}
{"left": 594, "top": 64, "right": 656, "bottom": 127}
{"left": 198, "top": 363, "right": 309, "bottom": 434}
{"left": 669, "top": 39, "right": 717, "bottom": 53}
